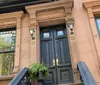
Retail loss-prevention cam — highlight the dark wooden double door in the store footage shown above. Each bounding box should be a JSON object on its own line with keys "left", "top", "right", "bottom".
{"left": 40, "top": 24, "right": 73, "bottom": 85}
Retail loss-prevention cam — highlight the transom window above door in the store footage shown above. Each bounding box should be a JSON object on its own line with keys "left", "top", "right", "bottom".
{"left": 43, "top": 32, "right": 50, "bottom": 38}
{"left": 57, "top": 30, "right": 64, "bottom": 36}
{"left": 0, "top": 28, "right": 16, "bottom": 75}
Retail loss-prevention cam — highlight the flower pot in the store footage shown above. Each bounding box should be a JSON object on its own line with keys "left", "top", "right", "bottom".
{"left": 31, "top": 80, "right": 38, "bottom": 85}
{"left": 37, "top": 71, "right": 45, "bottom": 82}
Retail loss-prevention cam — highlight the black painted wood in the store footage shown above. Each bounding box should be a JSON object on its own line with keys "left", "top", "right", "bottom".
{"left": 0, "top": 0, "right": 55, "bottom": 13}
{"left": 77, "top": 61, "right": 97, "bottom": 85}
{"left": 8, "top": 67, "right": 31, "bottom": 85}
{"left": 40, "top": 24, "right": 74, "bottom": 85}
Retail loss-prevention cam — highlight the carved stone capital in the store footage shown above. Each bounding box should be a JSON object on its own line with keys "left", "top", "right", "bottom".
{"left": 87, "top": 7, "right": 94, "bottom": 18}
{"left": 64, "top": 6, "right": 72, "bottom": 14}
{"left": 29, "top": 23, "right": 37, "bottom": 29}
{"left": 65, "top": 16, "right": 74, "bottom": 24}
{"left": 30, "top": 12, "right": 36, "bottom": 19}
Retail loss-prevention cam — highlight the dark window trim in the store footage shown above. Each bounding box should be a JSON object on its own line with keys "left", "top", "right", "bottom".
{"left": 0, "top": 50, "right": 15, "bottom": 54}
{"left": 0, "top": 27, "right": 16, "bottom": 32}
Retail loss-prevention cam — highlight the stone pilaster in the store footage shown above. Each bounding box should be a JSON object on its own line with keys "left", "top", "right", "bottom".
{"left": 29, "top": 12, "right": 40, "bottom": 65}
{"left": 13, "top": 18, "right": 21, "bottom": 74}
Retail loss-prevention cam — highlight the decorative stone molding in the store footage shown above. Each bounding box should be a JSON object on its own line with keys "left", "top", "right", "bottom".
{"left": 87, "top": 7, "right": 94, "bottom": 18}
{"left": 25, "top": 0, "right": 79, "bottom": 81}
{"left": 26, "top": 0, "right": 73, "bottom": 12}
{"left": 83, "top": 0, "right": 100, "bottom": 8}
{"left": 0, "top": 11, "right": 23, "bottom": 74}
{"left": 26, "top": 0, "right": 73, "bottom": 23}
{"left": 66, "top": 17, "right": 74, "bottom": 24}
{"left": 83, "top": 0, "right": 100, "bottom": 14}
{"left": 26, "top": 0, "right": 74, "bottom": 64}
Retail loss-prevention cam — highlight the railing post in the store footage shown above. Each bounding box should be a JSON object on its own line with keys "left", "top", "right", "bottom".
{"left": 77, "top": 61, "right": 97, "bottom": 85}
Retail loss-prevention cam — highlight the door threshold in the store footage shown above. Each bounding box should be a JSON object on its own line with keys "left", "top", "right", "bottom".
{"left": 57, "top": 82, "right": 82, "bottom": 85}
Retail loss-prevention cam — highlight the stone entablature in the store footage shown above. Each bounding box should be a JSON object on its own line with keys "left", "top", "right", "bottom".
{"left": 26, "top": 0, "right": 73, "bottom": 26}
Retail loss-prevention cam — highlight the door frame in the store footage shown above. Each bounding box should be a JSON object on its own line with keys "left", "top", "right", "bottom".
{"left": 37, "top": 19, "right": 76, "bottom": 81}
{"left": 40, "top": 24, "right": 74, "bottom": 84}
{"left": 26, "top": 0, "right": 79, "bottom": 82}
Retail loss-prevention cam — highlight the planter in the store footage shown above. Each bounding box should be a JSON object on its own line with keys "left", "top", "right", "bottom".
{"left": 31, "top": 80, "right": 38, "bottom": 85}
{"left": 37, "top": 71, "right": 45, "bottom": 82}
{"left": 28, "top": 63, "right": 48, "bottom": 85}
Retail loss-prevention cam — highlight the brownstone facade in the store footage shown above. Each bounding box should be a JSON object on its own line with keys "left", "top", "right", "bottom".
{"left": 0, "top": 0, "right": 100, "bottom": 85}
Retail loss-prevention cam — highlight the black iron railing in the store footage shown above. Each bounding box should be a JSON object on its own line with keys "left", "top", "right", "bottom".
{"left": 8, "top": 67, "right": 31, "bottom": 85}
{"left": 77, "top": 61, "right": 97, "bottom": 85}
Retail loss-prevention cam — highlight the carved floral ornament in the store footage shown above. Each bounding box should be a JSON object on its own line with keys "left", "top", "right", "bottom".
{"left": 83, "top": 0, "right": 100, "bottom": 14}
{"left": 29, "top": 23, "right": 37, "bottom": 29}
{"left": 66, "top": 17, "right": 74, "bottom": 28}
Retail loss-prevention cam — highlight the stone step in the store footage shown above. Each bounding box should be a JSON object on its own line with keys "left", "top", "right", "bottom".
{"left": 58, "top": 82, "right": 82, "bottom": 85}
{"left": 66, "top": 82, "right": 82, "bottom": 85}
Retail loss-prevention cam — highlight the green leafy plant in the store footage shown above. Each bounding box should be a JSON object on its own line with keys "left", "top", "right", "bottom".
{"left": 28, "top": 63, "right": 48, "bottom": 80}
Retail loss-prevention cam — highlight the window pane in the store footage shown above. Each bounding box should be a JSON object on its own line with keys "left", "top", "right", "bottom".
{"left": 96, "top": 19, "right": 100, "bottom": 32}
{"left": 43, "top": 32, "right": 50, "bottom": 38}
{"left": 0, "top": 52, "right": 14, "bottom": 75}
{"left": 57, "top": 30, "right": 64, "bottom": 36}
{"left": 0, "top": 30, "right": 16, "bottom": 52}
{"left": 0, "top": 29, "right": 16, "bottom": 75}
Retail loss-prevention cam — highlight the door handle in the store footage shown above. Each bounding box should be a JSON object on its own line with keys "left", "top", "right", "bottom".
{"left": 53, "top": 59, "right": 55, "bottom": 65}
{"left": 53, "top": 59, "right": 59, "bottom": 65}
{"left": 56, "top": 59, "right": 59, "bottom": 65}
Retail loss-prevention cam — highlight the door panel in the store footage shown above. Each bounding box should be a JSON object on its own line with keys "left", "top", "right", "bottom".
{"left": 54, "top": 26, "right": 73, "bottom": 84}
{"left": 43, "top": 67, "right": 56, "bottom": 85}
{"left": 57, "top": 66, "right": 73, "bottom": 84}
{"left": 40, "top": 28, "right": 56, "bottom": 85}
{"left": 55, "top": 39, "right": 70, "bottom": 65}
{"left": 41, "top": 41, "right": 54, "bottom": 66}
{"left": 40, "top": 24, "right": 73, "bottom": 85}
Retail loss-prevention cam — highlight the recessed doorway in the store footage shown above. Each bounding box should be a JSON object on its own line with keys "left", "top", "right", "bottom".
{"left": 40, "top": 24, "right": 73, "bottom": 85}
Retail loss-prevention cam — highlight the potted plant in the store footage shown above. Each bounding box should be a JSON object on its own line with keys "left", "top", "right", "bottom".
{"left": 28, "top": 63, "right": 48, "bottom": 83}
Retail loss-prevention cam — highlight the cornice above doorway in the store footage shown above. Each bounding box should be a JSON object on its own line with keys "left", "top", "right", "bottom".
{"left": 26, "top": 0, "right": 74, "bottom": 27}
{"left": 26, "top": 0, "right": 73, "bottom": 13}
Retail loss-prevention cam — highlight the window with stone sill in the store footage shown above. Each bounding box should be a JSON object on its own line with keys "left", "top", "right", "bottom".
{"left": 0, "top": 28, "right": 16, "bottom": 75}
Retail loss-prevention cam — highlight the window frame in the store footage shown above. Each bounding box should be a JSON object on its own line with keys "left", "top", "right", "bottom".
{"left": 0, "top": 11, "right": 23, "bottom": 76}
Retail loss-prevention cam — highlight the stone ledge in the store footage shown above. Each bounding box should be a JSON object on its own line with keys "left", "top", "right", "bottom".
{"left": 57, "top": 82, "right": 82, "bottom": 85}
{"left": 0, "top": 75, "right": 14, "bottom": 81}
{"left": 26, "top": 0, "right": 73, "bottom": 13}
